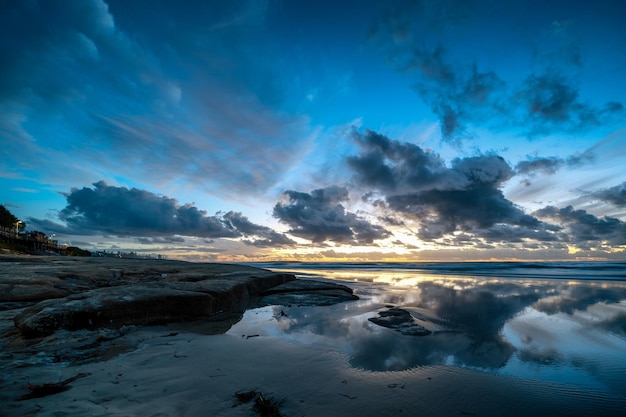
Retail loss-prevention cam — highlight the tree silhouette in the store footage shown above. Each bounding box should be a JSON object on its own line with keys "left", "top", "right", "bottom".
{"left": 0, "top": 205, "right": 20, "bottom": 229}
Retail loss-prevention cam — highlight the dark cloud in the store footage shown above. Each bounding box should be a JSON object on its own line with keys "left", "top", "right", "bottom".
{"left": 514, "top": 151, "right": 595, "bottom": 176}
{"left": 221, "top": 211, "right": 296, "bottom": 248}
{"left": 348, "top": 130, "right": 548, "bottom": 241}
{"left": 379, "top": 215, "right": 405, "bottom": 227}
{"left": 39, "top": 181, "right": 292, "bottom": 246}
{"left": 347, "top": 129, "right": 456, "bottom": 192}
{"left": 534, "top": 205, "right": 626, "bottom": 245}
{"left": 24, "top": 217, "right": 87, "bottom": 236}
{"left": 469, "top": 224, "right": 559, "bottom": 244}
{"left": 590, "top": 182, "right": 626, "bottom": 207}
{"left": 367, "top": 1, "right": 508, "bottom": 141}
{"left": 273, "top": 185, "right": 391, "bottom": 245}
{"left": 515, "top": 156, "right": 564, "bottom": 176}
{"left": 415, "top": 62, "right": 506, "bottom": 141}
{"left": 516, "top": 72, "right": 623, "bottom": 137}
{"left": 135, "top": 236, "right": 186, "bottom": 244}
{"left": 58, "top": 181, "right": 239, "bottom": 238}
{"left": 369, "top": 1, "right": 624, "bottom": 141}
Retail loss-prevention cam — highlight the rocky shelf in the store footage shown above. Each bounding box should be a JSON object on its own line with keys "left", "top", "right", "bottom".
{"left": 0, "top": 256, "right": 357, "bottom": 339}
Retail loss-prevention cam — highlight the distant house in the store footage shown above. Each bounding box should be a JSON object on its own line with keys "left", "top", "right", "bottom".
{"left": 27, "top": 231, "right": 48, "bottom": 242}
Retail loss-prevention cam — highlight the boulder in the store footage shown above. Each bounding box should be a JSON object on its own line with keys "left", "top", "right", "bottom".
{"left": 368, "top": 307, "right": 432, "bottom": 336}
{"left": 258, "top": 279, "right": 358, "bottom": 306}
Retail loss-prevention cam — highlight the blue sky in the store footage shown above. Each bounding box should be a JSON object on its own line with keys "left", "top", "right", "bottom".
{"left": 2, "top": 0, "right": 625, "bottom": 261}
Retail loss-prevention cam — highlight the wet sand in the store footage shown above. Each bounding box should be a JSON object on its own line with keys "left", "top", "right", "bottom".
{"left": 2, "top": 256, "right": 625, "bottom": 416}
{"left": 2, "top": 324, "right": 625, "bottom": 417}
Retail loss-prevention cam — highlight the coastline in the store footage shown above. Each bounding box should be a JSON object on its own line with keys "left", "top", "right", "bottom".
{"left": 2, "top": 255, "right": 625, "bottom": 416}
{"left": 3, "top": 325, "right": 625, "bottom": 416}
{"left": 0, "top": 254, "right": 354, "bottom": 415}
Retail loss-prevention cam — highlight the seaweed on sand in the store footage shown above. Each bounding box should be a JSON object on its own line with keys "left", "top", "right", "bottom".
{"left": 17, "top": 373, "right": 91, "bottom": 401}
{"left": 234, "top": 389, "right": 284, "bottom": 417}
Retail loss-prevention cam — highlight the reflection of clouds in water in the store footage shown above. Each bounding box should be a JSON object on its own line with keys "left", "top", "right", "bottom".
{"left": 517, "top": 348, "right": 564, "bottom": 366}
{"left": 504, "top": 307, "right": 626, "bottom": 396}
{"left": 350, "top": 330, "right": 515, "bottom": 371}
{"left": 533, "top": 285, "right": 626, "bottom": 315}
{"left": 235, "top": 277, "right": 626, "bottom": 390}
{"left": 414, "top": 282, "right": 542, "bottom": 341}
{"left": 599, "top": 311, "right": 626, "bottom": 336}
{"left": 269, "top": 280, "right": 548, "bottom": 371}
{"left": 231, "top": 269, "right": 626, "bottom": 398}
{"left": 411, "top": 282, "right": 543, "bottom": 369}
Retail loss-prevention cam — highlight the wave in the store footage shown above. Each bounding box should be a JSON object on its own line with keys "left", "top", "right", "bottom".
{"left": 245, "top": 261, "right": 626, "bottom": 281}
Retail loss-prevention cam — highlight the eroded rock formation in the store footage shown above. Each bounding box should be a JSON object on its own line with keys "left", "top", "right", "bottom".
{"left": 1, "top": 256, "right": 356, "bottom": 338}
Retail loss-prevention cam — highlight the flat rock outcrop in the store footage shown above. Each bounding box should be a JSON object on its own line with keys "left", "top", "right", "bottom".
{"left": 368, "top": 307, "right": 432, "bottom": 336}
{"left": 13, "top": 285, "right": 217, "bottom": 338}
{"left": 1, "top": 256, "right": 357, "bottom": 339}
{"left": 259, "top": 279, "right": 358, "bottom": 306}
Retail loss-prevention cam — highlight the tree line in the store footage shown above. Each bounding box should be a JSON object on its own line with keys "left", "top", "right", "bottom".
{"left": 0, "top": 205, "right": 90, "bottom": 256}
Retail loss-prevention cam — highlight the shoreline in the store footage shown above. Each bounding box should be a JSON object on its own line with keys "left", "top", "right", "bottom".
{"left": 3, "top": 326, "right": 625, "bottom": 417}
{"left": 2, "top": 255, "right": 626, "bottom": 416}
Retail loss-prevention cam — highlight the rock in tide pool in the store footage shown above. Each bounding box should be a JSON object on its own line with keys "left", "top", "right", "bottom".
{"left": 368, "top": 307, "right": 432, "bottom": 336}
{"left": 258, "top": 279, "right": 358, "bottom": 306}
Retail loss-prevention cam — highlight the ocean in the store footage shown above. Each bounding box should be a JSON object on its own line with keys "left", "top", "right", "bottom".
{"left": 232, "top": 261, "right": 626, "bottom": 401}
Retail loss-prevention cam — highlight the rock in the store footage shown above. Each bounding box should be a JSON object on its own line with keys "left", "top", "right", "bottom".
{"left": 258, "top": 279, "right": 358, "bottom": 306}
{"left": 0, "top": 283, "right": 69, "bottom": 303}
{"left": 2, "top": 256, "right": 357, "bottom": 338}
{"left": 13, "top": 285, "right": 216, "bottom": 338}
{"left": 368, "top": 307, "right": 432, "bottom": 336}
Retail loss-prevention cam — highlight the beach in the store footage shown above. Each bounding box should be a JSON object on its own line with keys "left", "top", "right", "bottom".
{"left": 2, "top": 257, "right": 626, "bottom": 416}
{"left": 3, "top": 325, "right": 625, "bottom": 416}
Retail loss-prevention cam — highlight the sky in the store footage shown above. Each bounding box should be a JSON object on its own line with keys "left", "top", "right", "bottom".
{"left": 1, "top": 0, "right": 626, "bottom": 262}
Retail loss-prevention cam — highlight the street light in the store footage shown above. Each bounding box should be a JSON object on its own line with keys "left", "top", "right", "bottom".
{"left": 14, "top": 220, "right": 23, "bottom": 235}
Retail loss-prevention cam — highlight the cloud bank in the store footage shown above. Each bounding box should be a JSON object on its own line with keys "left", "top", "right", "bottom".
{"left": 348, "top": 130, "right": 551, "bottom": 242}
{"left": 27, "top": 124, "right": 626, "bottom": 259}
{"left": 273, "top": 186, "right": 391, "bottom": 245}
{"left": 31, "top": 181, "right": 294, "bottom": 248}
{"left": 534, "top": 205, "right": 626, "bottom": 247}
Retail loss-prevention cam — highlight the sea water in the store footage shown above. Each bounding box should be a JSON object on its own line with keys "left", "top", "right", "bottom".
{"left": 230, "top": 261, "right": 626, "bottom": 399}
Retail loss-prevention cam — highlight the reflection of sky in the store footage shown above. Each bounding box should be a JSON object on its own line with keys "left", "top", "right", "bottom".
{"left": 228, "top": 270, "right": 626, "bottom": 397}
{"left": 503, "top": 307, "right": 626, "bottom": 394}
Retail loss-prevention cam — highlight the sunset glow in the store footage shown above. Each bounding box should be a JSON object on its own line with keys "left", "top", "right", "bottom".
{"left": 2, "top": 1, "right": 625, "bottom": 262}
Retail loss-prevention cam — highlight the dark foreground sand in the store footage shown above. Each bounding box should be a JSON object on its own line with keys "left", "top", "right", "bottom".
{"left": 1, "top": 256, "right": 625, "bottom": 416}
{"left": 3, "top": 325, "right": 626, "bottom": 417}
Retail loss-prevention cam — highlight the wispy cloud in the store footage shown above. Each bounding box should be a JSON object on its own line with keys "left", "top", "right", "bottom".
{"left": 515, "top": 72, "right": 623, "bottom": 137}
{"left": 515, "top": 151, "right": 595, "bottom": 176}
{"left": 589, "top": 182, "right": 626, "bottom": 207}
{"left": 368, "top": 0, "right": 624, "bottom": 142}
{"left": 0, "top": 0, "right": 312, "bottom": 196}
